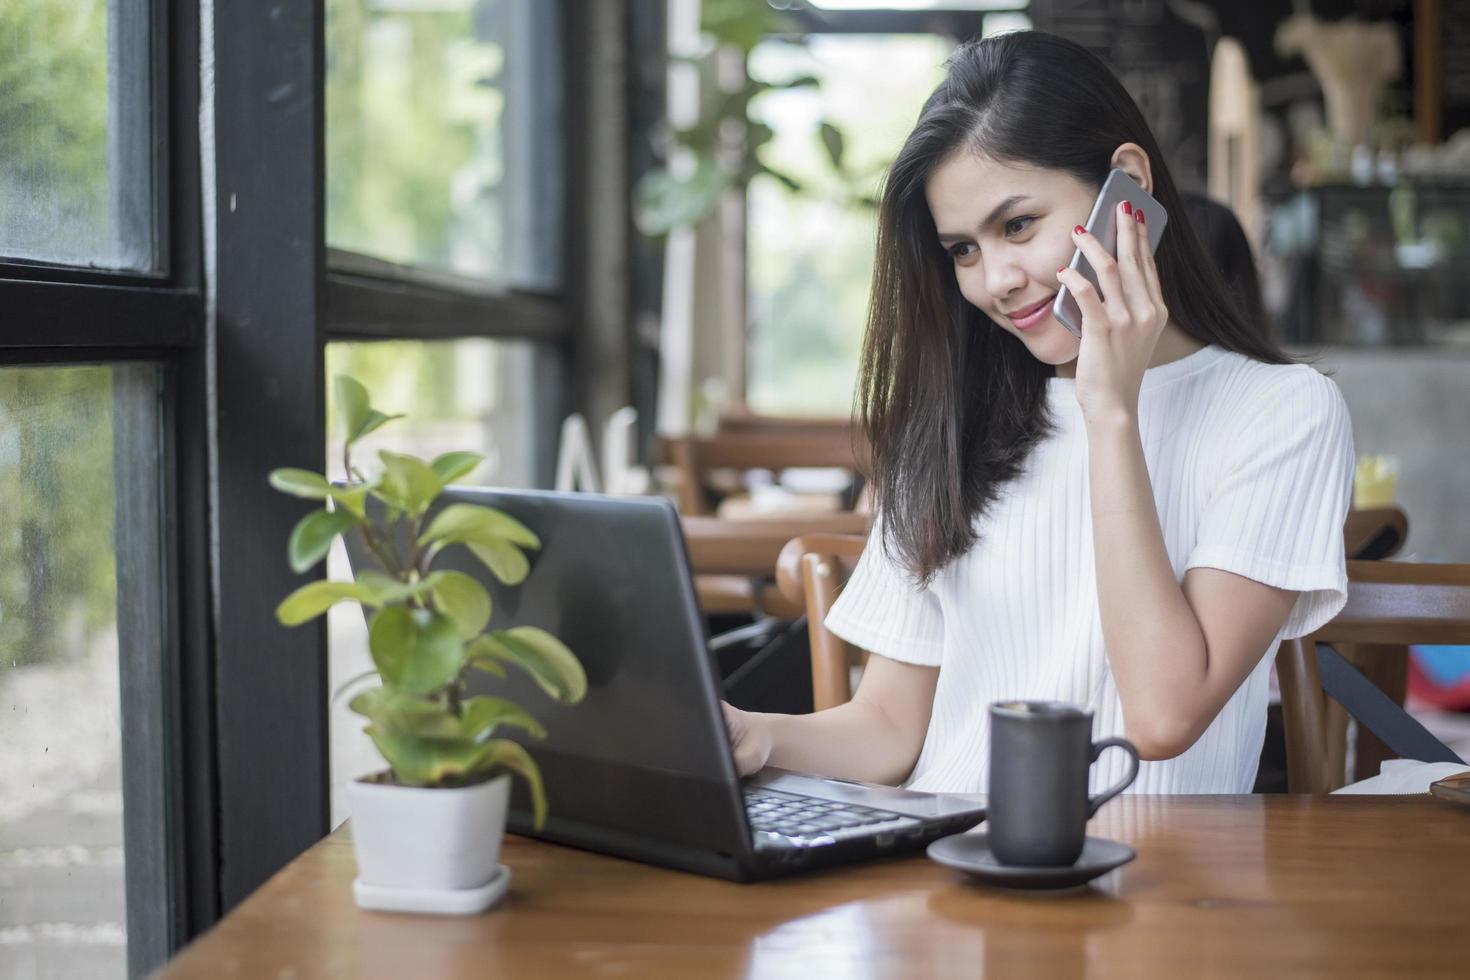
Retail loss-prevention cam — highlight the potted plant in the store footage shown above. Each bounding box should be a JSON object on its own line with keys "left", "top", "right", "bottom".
{"left": 269, "top": 376, "right": 587, "bottom": 913}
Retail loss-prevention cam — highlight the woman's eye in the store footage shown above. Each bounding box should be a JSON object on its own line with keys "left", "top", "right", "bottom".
{"left": 947, "top": 242, "right": 976, "bottom": 260}
{"left": 1004, "top": 215, "right": 1035, "bottom": 237}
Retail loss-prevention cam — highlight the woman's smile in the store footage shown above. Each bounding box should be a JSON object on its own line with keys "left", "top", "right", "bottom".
{"left": 1005, "top": 293, "right": 1056, "bottom": 331}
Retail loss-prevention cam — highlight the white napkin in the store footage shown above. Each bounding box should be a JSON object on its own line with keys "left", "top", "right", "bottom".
{"left": 1331, "top": 759, "right": 1470, "bottom": 795}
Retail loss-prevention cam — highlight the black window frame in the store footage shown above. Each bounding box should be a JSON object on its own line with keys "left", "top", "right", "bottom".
{"left": 0, "top": 1, "right": 207, "bottom": 976}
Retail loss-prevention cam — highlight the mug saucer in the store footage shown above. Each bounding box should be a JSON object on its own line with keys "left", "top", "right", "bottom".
{"left": 926, "top": 833, "right": 1135, "bottom": 890}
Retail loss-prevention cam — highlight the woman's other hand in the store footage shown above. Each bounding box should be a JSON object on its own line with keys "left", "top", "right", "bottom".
{"left": 1058, "top": 199, "right": 1169, "bottom": 426}
{"left": 721, "top": 701, "right": 772, "bottom": 777}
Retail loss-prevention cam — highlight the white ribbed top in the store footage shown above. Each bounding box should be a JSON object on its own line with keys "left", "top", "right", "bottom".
{"left": 825, "top": 345, "right": 1355, "bottom": 794}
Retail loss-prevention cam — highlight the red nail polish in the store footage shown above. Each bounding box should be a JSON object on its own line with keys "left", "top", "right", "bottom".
{"left": 1135, "top": 209, "right": 1146, "bottom": 224}
{"left": 1058, "top": 267, "right": 1067, "bottom": 275}
{"left": 1121, "top": 201, "right": 1133, "bottom": 216}
{"left": 1074, "top": 225, "right": 1085, "bottom": 236}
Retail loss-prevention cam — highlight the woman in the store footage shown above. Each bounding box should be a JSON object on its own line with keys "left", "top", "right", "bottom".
{"left": 723, "top": 32, "right": 1354, "bottom": 795}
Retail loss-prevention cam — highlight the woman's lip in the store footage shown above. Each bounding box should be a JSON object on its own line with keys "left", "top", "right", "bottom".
{"left": 1007, "top": 294, "right": 1056, "bottom": 331}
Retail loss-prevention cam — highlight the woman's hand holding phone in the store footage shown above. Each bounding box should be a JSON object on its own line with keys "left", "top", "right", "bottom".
{"left": 1058, "top": 200, "right": 1170, "bottom": 427}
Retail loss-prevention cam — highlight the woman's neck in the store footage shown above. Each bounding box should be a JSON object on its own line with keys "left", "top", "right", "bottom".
{"left": 1052, "top": 322, "right": 1205, "bottom": 379}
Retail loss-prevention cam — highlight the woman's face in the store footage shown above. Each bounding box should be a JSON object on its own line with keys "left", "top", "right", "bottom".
{"left": 924, "top": 151, "right": 1097, "bottom": 367}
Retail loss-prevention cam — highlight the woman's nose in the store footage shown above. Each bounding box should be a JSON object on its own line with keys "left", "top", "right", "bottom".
{"left": 983, "top": 257, "right": 1026, "bottom": 301}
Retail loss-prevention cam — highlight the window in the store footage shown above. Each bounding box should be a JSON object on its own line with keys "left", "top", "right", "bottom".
{"left": 0, "top": 0, "right": 154, "bottom": 271}
{"left": 0, "top": 364, "right": 166, "bottom": 980}
{"left": 745, "top": 33, "right": 951, "bottom": 415}
{"left": 1, "top": 0, "right": 196, "bottom": 975}
{"left": 326, "top": 0, "right": 563, "bottom": 289}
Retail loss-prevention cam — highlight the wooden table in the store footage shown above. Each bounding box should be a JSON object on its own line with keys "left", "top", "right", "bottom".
{"left": 158, "top": 795, "right": 1469, "bottom": 978}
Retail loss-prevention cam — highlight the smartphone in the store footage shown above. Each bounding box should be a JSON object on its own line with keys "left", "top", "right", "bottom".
{"left": 1051, "top": 168, "right": 1168, "bottom": 337}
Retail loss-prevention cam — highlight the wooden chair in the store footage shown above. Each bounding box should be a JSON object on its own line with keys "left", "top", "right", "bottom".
{"left": 654, "top": 427, "right": 869, "bottom": 516}
{"left": 1278, "top": 560, "right": 1470, "bottom": 792}
{"left": 775, "top": 533, "right": 869, "bottom": 711}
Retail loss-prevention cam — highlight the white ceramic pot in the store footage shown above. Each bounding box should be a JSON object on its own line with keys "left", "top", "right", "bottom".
{"left": 347, "top": 773, "right": 510, "bottom": 892}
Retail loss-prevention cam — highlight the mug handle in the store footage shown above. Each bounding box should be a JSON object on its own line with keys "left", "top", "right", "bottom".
{"left": 1086, "top": 736, "right": 1141, "bottom": 817}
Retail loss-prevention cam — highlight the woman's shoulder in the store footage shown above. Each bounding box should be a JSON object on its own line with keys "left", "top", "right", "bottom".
{"left": 1199, "top": 348, "right": 1345, "bottom": 415}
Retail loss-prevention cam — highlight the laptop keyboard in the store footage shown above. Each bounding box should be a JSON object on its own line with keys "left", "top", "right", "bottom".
{"left": 744, "top": 787, "right": 921, "bottom": 849}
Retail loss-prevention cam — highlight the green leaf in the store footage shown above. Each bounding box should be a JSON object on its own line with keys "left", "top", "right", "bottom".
{"left": 368, "top": 607, "right": 464, "bottom": 694}
{"left": 328, "top": 482, "right": 373, "bottom": 519}
{"left": 431, "top": 571, "right": 493, "bottom": 640}
{"left": 460, "top": 696, "right": 546, "bottom": 741}
{"left": 335, "top": 375, "right": 371, "bottom": 443}
{"left": 634, "top": 160, "right": 731, "bottom": 237}
{"left": 468, "top": 540, "right": 530, "bottom": 586}
{"left": 349, "top": 687, "right": 462, "bottom": 738}
{"left": 356, "top": 569, "right": 445, "bottom": 606}
{"left": 430, "top": 451, "right": 485, "bottom": 484}
{"left": 378, "top": 451, "right": 444, "bottom": 518}
{"left": 362, "top": 726, "right": 483, "bottom": 787}
{"left": 276, "top": 580, "right": 380, "bottom": 626}
{"left": 419, "top": 503, "right": 540, "bottom": 550}
{"left": 288, "top": 508, "right": 360, "bottom": 574}
{"left": 477, "top": 739, "right": 547, "bottom": 829}
{"left": 819, "top": 121, "right": 845, "bottom": 171}
{"left": 269, "top": 468, "right": 331, "bottom": 500}
{"left": 335, "top": 375, "right": 405, "bottom": 443}
{"left": 466, "top": 655, "right": 508, "bottom": 679}
{"left": 473, "top": 628, "right": 587, "bottom": 704}
{"left": 355, "top": 409, "right": 404, "bottom": 443}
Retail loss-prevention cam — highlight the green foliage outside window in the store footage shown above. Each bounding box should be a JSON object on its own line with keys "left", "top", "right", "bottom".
{"left": 326, "top": 0, "right": 505, "bottom": 277}
{"left": 0, "top": 0, "right": 108, "bottom": 265}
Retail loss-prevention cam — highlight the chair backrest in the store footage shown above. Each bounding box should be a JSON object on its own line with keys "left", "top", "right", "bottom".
{"left": 1278, "top": 560, "right": 1470, "bottom": 792}
{"left": 775, "top": 533, "right": 867, "bottom": 711}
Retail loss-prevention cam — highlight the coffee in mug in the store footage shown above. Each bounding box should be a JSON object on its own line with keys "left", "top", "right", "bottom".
{"left": 987, "top": 701, "right": 1140, "bottom": 866}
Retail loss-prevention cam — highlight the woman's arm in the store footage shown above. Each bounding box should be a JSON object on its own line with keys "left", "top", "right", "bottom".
{"left": 723, "top": 653, "right": 938, "bottom": 783}
{"left": 1062, "top": 199, "right": 1301, "bottom": 760}
{"left": 1085, "top": 416, "right": 1297, "bottom": 759}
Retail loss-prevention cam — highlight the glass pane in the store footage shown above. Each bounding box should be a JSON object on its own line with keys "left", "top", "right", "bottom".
{"left": 323, "top": 339, "right": 540, "bottom": 823}
{"left": 746, "top": 35, "right": 951, "bottom": 415}
{"left": 0, "top": 1, "right": 154, "bottom": 270}
{"left": 326, "top": 0, "right": 563, "bottom": 287}
{"left": 0, "top": 366, "right": 157, "bottom": 980}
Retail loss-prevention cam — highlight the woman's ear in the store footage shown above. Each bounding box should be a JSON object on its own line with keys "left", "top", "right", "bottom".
{"left": 1109, "top": 143, "right": 1154, "bottom": 194}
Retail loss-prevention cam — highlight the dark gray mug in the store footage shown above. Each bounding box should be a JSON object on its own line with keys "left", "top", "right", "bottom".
{"left": 987, "top": 701, "right": 1140, "bottom": 867}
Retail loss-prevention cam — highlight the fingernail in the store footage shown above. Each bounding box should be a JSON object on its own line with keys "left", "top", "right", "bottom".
{"left": 1074, "top": 225, "right": 1085, "bottom": 236}
{"left": 1121, "top": 201, "right": 1133, "bottom": 216}
{"left": 1135, "top": 210, "right": 1146, "bottom": 224}
{"left": 1058, "top": 267, "right": 1067, "bottom": 275}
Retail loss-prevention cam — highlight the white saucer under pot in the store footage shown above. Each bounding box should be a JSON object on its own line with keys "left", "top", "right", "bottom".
{"left": 347, "top": 772, "right": 512, "bottom": 913}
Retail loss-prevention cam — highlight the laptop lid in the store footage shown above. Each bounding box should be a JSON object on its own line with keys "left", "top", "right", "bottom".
{"left": 344, "top": 487, "right": 756, "bottom": 875}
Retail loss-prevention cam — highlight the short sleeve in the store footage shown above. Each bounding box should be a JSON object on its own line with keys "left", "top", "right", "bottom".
{"left": 824, "top": 516, "right": 945, "bottom": 667}
{"left": 1185, "top": 368, "right": 1355, "bottom": 639}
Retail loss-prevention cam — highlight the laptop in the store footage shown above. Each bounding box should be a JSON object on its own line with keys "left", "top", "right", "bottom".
{"left": 346, "top": 487, "right": 986, "bottom": 881}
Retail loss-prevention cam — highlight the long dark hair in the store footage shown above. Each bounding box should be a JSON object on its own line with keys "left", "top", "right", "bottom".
{"left": 860, "top": 31, "right": 1291, "bottom": 585}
